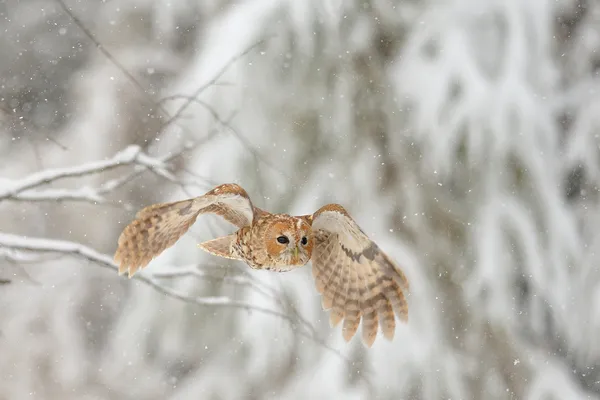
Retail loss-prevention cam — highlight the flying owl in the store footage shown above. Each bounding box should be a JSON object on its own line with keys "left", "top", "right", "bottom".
{"left": 114, "top": 183, "right": 409, "bottom": 347}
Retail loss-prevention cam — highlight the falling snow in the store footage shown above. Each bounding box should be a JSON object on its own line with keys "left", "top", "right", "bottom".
{"left": 0, "top": 0, "right": 598, "bottom": 399}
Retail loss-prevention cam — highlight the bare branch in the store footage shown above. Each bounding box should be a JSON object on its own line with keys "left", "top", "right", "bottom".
{"left": 161, "top": 95, "right": 292, "bottom": 180}
{"left": 161, "top": 36, "right": 273, "bottom": 134}
{"left": 52, "top": 0, "right": 284, "bottom": 193}
{"left": 53, "top": 0, "right": 169, "bottom": 118}
{"left": 54, "top": 0, "right": 272, "bottom": 153}
{"left": 148, "top": 263, "right": 275, "bottom": 300}
{"left": 150, "top": 264, "right": 250, "bottom": 284}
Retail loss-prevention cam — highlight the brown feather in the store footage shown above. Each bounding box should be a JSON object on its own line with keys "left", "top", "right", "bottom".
{"left": 342, "top": 264, "right": 362, "bottom": 342}
{"left": 197, "top": 234, "right": 240, "bottom": 260}
{"left": 329, "top": 239, "right": 352, "bottom": 328}
{"left": 114, "top": 185, "right": 409, "bottom": 348}
{"left": 114, "top": 199, "right": 201, "bottom": 277}
{"left": 309, "top": 203, "right": 410, "bottom": 347}
{"left": 382, "top": 275, "right": 409, "bottom": 322}
{"left": 376, "top": 253, "right": 409, "bottom": 322}
{"left": 201, "top": 183, "right": 256, "bottom": 228}
{"left": 311, "top": 232, "right": 338, "bottom": 295}
{"left": 318, "top": 236, "right": 343, "bottom": 310}
{"left": 201, "top": 204, "right": 251, "bottom": 228}
{"left": 370, "top": 256, "right": 401, "bottom": 338}
{"left": 359, "top": 263, "right": 380, "bottom": 348}
{"left": 114, "top": 183, "right": 256, "bottom": 277}
{"left": 378, "top": 293, "right": 396, "bottom": 340}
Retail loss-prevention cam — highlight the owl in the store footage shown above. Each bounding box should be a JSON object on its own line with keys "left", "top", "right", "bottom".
{"left": 114, "top": 183, "right": 409, "bottom": 347}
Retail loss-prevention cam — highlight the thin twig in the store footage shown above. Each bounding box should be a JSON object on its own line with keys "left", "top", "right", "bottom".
{"left": 54, "top": 0, "right": 284, "bottom": 189}
{"left": 161, "top": 94, "right": 292, "bottom": 180}
{"left": 149, "top": 264, "right": 274, "bottom": 300}
{"left": 0, "top": 104, "right": 69, "bottom": 152}
{"left": 53, "top": 0, "right": 168, "bottom": 118}
{"left": 160, "top": 36, "right": 271, "bottom": 134}
{"left": 56, "top": 0, "right": 272, "bottom": 159}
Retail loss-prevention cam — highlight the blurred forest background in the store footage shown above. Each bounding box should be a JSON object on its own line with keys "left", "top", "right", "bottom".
{"left": 0, "top": 0, "right": 598, "bottom": 398}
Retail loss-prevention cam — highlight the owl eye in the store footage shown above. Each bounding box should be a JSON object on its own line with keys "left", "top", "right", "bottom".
{"left": 276, "top": 236, "right": 289, "bottom": 244}
{"left": 301, "top": 236, "right": 308, "bottom": 246}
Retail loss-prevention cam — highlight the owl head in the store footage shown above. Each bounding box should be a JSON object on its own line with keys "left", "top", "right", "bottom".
{"left": 264, "top": 216, "right": 313, "bottom": 269}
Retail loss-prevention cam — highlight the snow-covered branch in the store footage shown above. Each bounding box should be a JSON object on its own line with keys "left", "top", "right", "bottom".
{"left": 0, "top": 231, "right": 354, "bottom": 368}
{"left": 0, "top": 145, "right": 175, "bottom": 203}
{"left": 0, "top": 232, "right": 327, "bottom": 336}
{"left": 0, "top": 143, "right": 199, "bottom": 206}
{"left": 0, "top": 232, "right": 273, "bottom": 311}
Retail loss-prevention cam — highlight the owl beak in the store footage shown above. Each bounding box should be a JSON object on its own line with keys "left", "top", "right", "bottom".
{"left": 293, "top": 246, "right": 298, "bottom": 259}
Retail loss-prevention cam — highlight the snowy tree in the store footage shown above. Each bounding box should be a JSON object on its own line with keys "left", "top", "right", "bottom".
{"left": 1, "top": 0, "right": 598, "bottom": 398}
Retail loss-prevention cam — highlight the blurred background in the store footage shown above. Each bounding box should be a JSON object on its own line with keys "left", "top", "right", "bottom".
{"left": 0, "top": 0, "right": 598, "bottom": 398}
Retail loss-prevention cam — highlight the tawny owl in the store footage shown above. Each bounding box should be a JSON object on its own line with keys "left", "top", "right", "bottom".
{"left": 114, "top": 183, "right": 409, "bottom": 347}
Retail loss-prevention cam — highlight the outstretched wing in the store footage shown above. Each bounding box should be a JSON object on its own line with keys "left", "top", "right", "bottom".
{"left": 309, "top": 204, "right": 409, "bottom": 347}
{"left": 114, "top": 183, "right": 255, "bottom": 277}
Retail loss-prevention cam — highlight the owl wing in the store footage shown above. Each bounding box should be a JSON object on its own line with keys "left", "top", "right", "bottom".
{"left": 114, "top": 183, "right": 255, "bottom": 277}
{"left": 309, "top": 204, "right": 409, "bottom": 347}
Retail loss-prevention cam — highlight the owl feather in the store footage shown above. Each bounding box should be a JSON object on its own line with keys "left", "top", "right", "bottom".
{"left": 113, "top": 184, "right": 410, "bottom": 347}
{"left": 114, "top": 184, "right": 254, "bottom": 277}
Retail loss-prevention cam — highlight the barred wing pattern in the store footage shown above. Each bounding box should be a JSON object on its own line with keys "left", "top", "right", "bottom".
{"left": 310, "top": 204, "right": 409, "bottom": 347}
{"left": 114, "top": 184, "right": 254, "bottom": 277}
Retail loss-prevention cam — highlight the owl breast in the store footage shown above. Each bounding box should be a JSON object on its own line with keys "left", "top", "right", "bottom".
{"left": 231, "top": 226, "right": 261, "bottom": 267}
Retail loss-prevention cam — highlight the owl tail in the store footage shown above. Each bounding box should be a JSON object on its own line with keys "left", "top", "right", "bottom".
{"left": 114, "top": 198, "right": 201, "bottom": 277}
{"left": 197, "top": 234, "right": 240, "bottom": 260}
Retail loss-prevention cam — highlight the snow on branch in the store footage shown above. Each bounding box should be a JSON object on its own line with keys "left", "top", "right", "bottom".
{"left": 0, "top": 145, "right": 175, "bottom": 204}
{"left": 0, "top": 231, "right": 354, "bottom": 366}
{"left": 0, "top": 233, "right": 313, "bottom": 334}
{"left": 0, "top": 232, "right": 269, "bottom": 309}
